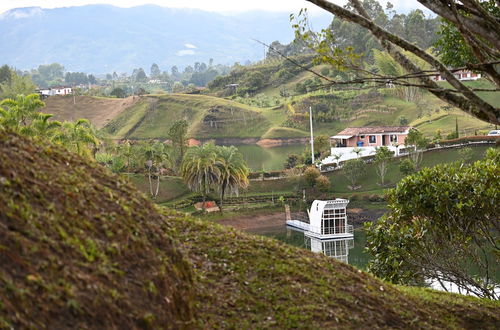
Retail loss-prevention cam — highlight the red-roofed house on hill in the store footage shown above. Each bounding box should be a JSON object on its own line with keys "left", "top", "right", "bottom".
{"left": 320, "top": 126, "right": 413, "bottom": 168}
{"left": 331, "top": 126, "right": 411, "bottom": 148}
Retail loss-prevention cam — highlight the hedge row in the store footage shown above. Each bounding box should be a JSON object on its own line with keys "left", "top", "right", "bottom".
{"left": 437, "top": 135, "right": 499, "bottom": 146}
{"left": 248, "top": 171, "right": 284, "bottom": 180}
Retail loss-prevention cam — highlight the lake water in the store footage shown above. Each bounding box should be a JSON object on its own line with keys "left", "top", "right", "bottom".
{"left": 256, "top": 226, "right": 499, "bottom": 297}
{"left": 255, "top": 226, "right": 370, "bottom": 270}
{"left": 231, "top": 144, "right": 306, "bottom": 172}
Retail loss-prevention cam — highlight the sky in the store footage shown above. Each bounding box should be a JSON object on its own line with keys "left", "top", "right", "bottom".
{"left": 0, "top": 0, "right": 428, "bottom": 15}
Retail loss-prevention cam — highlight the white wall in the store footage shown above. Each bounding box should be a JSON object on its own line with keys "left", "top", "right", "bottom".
{"left": 320, "top": 145, "right": 401, "bottom": 168}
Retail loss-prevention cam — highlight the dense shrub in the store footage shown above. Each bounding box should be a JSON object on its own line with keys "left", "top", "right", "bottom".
{"left": 438, "top": 135, "right": 498, "bottom": 146}
{"left": 315, "top": 175, "right": 331, "bottom": 192}
{"left": 304, "top": 166, "right": 321, "bottom": 187}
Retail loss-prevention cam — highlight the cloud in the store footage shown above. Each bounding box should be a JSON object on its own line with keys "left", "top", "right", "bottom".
{"left": 176, "top": 49, "right": 196, "bottom": 56}
{"left": 1, "top": 6, "right": 42, "bottom": 19}
{"left": 184, "top": 43, "right": 197, "bottom": 49}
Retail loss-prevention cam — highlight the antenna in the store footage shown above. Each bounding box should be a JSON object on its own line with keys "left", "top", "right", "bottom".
{"left": 309, "top": 106, "right": 315, "bottom": 164}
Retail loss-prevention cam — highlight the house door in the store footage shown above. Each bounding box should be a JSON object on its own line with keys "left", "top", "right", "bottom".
{"left": 382, "top": 135, "right": 387, "bottom": 146}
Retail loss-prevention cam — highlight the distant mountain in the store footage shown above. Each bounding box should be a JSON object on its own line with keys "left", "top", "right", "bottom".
{"left": 0, "top": 5, "right": 331, "bottom": 73}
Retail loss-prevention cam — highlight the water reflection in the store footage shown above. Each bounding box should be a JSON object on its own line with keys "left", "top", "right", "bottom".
{"left": 287, "top": 226, "right": 354, "bottom": 263}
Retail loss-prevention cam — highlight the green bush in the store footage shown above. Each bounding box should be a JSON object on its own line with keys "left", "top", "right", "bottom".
{"left": 439, "top": 135, "right": 498, "bottom": 146}
{"left": 398, "top": 158, "right": 415, "bottom": 176}
{"left": 315, "top": 175, "right": 331, "bottom": 192}
{"left": 304, "top": 166, "right": 321, "bottom": 187}
{"left": 366, "top": 149, "right": 500, "bottom": 298}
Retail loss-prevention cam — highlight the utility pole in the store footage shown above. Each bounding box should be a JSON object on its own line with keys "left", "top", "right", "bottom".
{"left": 309, "top": 106, "right": 315, "bottom": 164}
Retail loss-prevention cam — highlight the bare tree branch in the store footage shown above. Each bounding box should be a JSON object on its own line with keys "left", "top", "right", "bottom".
{"left": 306, "top": 0, "right": 500, "bottom": 124}
{"left": 418, "top": 0, "right": 500, "bottom": 50}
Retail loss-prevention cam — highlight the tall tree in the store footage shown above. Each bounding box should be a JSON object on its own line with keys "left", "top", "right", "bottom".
{"left": 19, "top": 113, "right": 62, "bottom": 140}
{"left": 0, "top": 74, "right": 37, "bottom": 100}
{"left": 404, "top": 129, "right": 428, "bottom": 170}
{"left": 342, "top": 158, "right": 365, "bottom": 189}
{"left": 56, "top": 119, "right": 99, "bottom": 157}
{"left": 0, "top": 65, "right": 12, "bottom": 85}
{"left": 374, "top": 146, "right": 393, "bottom": 186}
{"left": 143, "top": 141, "right": 172, "bottom": 199}
{"left": 366, "top": 148, "right": 500, "bottom": 299}
{"left": 150, "top": 63, "right": 161, "bottom": 78}
{"left": 168, "top": 120, "right": 189, "bottom": 169}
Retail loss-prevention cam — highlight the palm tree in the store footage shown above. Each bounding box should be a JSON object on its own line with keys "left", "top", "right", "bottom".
{"left": 352, "top": 147, "right": 362, "bottom": 158}
{"left": 0, "top": 94, "right": 45, "bottom": 130}
{"left": 180, "top": 143, "right": 220, "bottom": 206}
{"left": 55, "top": 119, "right": 99, "bottom": 157}
{"left": 215, "top": 146, "right": 249, "bottom": 212}
{"left": 332, "top": 153, "right": 342, "bottom": 168}
{"left": 143, "top": 141, "right": 172, "bottom": 199}
{"left": 19, "top": 113, "right": 62, "bottom": 140}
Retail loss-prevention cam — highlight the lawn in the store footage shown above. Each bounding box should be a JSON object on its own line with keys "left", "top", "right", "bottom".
{"left": 128, "top": 145, "right": 493, "bottom": 203}
{"left": 246, "top": 145, "right": 491, "bottom": 196}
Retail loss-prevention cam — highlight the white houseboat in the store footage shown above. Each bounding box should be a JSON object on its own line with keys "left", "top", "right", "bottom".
{"left": 286, "top": 199, "right": 353, "bottom": 239}
{"left": 286, "top": 199, "right": 354, "bottom": 262}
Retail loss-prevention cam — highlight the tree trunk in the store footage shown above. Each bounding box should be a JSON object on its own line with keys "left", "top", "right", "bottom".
{"left": 154, "top": 172, "right": 160, "bottom": 199}
{"left": 148, "top": 170, "right": 153, "bottom": 197}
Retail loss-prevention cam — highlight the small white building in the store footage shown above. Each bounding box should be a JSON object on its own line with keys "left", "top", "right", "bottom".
{"left": 432, "top": 70, "right": 481, "bottom": 82}
{"left": 38, "top": 86, "right": 72, "bottom": 98}
{"left": 287, "top": 199, "right": 353, "bottom": 239}
{"left": 286, "top": 199, "right": 354, "bottom": 262}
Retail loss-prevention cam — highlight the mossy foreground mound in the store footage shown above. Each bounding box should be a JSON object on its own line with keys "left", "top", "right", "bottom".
{"left": 0, "top": 131, "right": 193, "bottom": 328}
{"left": 1, "top": 131, "right": 499, "bottom": 329}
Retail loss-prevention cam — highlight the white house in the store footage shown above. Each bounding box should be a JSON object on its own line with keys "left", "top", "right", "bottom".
{"left": 38, "top": 86, "right": 72, "bottom": 98}
{"left": 320, "top": 126, "right": 412, "bottom": 169}
{"left": 432, "top": 70, "right": 481, "bottom": 82}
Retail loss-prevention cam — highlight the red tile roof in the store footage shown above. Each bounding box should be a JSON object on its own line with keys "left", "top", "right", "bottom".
{"left": 334, "top": 126, "right": 411, "bottom": 136}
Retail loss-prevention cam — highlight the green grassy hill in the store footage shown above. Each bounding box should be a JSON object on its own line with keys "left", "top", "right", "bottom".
{"left": 1, "top": 130, "right": 499, "bottom": 328}
{"left": 96, "top": 89, "right": 493, "bottom": 141}
{"left": 40, "top": 62, "right": 496, "bottom": 141}
{"left": 207, "top": 59, "right": 497, "bottom": 138}
{"left": 102, "top": 94, "right": 290, "bottom": 140}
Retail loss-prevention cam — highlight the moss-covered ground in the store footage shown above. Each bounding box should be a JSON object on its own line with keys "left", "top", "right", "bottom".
{"left": 165, "top": 212, "right": 500, "bottom": 328}
{"left": 0, "top": 130, "right": 193, "bottom": 329}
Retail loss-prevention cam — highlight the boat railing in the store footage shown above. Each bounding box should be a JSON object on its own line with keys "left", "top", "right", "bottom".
{"left": 305, "top": 224, "right": 354, "bottom": 235}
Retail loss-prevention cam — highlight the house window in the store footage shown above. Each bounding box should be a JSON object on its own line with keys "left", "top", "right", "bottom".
{"left": 369, "top": 135, "right": 376, "bottom": 143}
{"left": 390, "top": 135, "right": 397, "bottom": 142}
{"left": 360, "top": 135, "right": 365, "bottom": 139}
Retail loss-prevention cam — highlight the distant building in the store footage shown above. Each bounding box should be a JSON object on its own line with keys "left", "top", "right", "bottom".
{"left": 38, "top": 86, "right": 72, "bottom": 98}
{"left": 330, "top": 126, "right": 411, "bottom": 148}
{"left": 432, "top": 70, "right": 481, "bottom": 82}
{"left": 320, "top": 126, "right": 413, "bottom": 167}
